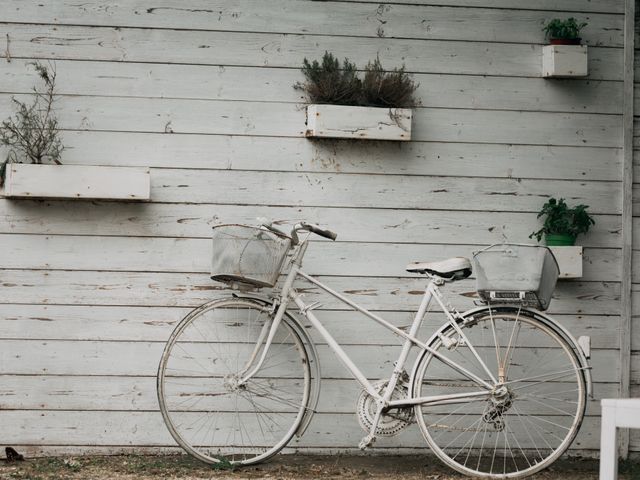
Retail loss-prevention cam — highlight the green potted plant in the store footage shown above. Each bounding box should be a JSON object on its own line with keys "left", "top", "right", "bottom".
{"left": 542, "top": 18, "right": 588, "bottom": 77}
{"left": 542, "top": 18, "right": 587, "bottom": 45}
{"left": 530, "top": 198, "right": 595, "bottom": 246}
{"left": 295, "top": 52, "right": 419, "bottom": 141}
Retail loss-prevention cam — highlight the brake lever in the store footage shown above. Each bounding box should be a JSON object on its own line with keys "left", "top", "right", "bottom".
{"left": 257, "top": 217, "right": 288, "bottom": 237}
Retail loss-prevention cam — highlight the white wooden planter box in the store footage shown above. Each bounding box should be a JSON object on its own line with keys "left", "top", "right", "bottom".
{"left": 549, "top": 246, "right": 583, "bottom": 279}
{"left": 305, "top": 104, "right": 412, "bottom": 141}
{"left": 3, "top": 164, "right": 151, "bottom": 200}
{"left": 542, "top": 45, "right": 588, "bottom": 78}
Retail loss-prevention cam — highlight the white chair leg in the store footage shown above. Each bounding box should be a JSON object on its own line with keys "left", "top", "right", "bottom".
{"left": 599, "top": 406, "right": 618, "bottom": 480}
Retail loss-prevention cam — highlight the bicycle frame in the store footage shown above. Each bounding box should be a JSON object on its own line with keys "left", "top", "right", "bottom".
{"left": 158, "top": 226, "right": 595, "bottom": 473}
{"left": 238, "top": 240, "right": 497, "bottom": 413}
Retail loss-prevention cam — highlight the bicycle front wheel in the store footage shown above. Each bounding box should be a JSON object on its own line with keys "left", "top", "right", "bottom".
{"left": 413, "top": 308, "right": 586, "bottom": 479}
{"left": 157, "top": 297, "right": 311, "bottom": 465}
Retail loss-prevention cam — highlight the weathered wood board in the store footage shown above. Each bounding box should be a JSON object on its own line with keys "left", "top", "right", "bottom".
{"left": 0, "top": 304, "right": 621, "bottom": 348}
{"left": 631, "top": 2, "right": 640, "bottom": 424}
{"left": 0, "top": 269, "right": 621, "bottom": 315}
{"left": 549, "top": 246, "right": 584, "bottom": 279}
{"left": 0, "top": 1, "right": 624, "bottom": 47}
{"left": 0, "top": 130, "right": 622, "bottom": 181}
{"left": 334, "top": 0, "right": 623, "bottom": 14}
{"left": 0, "top": 234, "right": 619, "bottom": 281}
{"left": 0, "top": 94, "right": 623, "bottom": 147}
{"left": 3, "top": 164, "right": 151, "bottom": 200}
{"left": 0, "top": 338, "right": 617, "bottom": 381}
{"left": 0, "top": 374, "right": 615, "bottom": 413}
{"left": 0, "top": 410, "right": 606, "bottom": 450}
{"left": 0, "top": 60, "right": 624, "bottom": 114}
{"left": 0, "top": 24, "right": 624, "bottom": 80}
{"left": 305, "top": 105, "right": 412, "bottom": 141}
{"left": 0, "top": 200, "right": 622, "bottom": 248}
{"left": 542, "top": 45, "right": 589, "bottom": 78}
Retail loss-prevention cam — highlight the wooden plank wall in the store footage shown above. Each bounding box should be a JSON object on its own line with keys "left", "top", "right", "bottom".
{"left": 0, "top": 0, "right": 627, "bottom": 456}
{"left": 630, "top": 0, "right": 640, "bottom": 455}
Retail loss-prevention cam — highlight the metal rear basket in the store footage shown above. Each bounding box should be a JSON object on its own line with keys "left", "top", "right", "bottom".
{"left": 473, "top": 244, "right": 559, "bottom": 311}
{"left": 211, "top": 224, "right": 291, "bottom": 288}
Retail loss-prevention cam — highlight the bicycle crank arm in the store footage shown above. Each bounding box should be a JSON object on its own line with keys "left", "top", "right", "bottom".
{"left": 358, "top": 433, "right": 377, "bottom": 450}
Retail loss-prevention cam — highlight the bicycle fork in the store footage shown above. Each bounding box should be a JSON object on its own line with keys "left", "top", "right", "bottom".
{"left": 236, "top": 266, "right": 300, "bottom": 385}
{"left": 236, "top": 243, "right": 310, "bottom": 385}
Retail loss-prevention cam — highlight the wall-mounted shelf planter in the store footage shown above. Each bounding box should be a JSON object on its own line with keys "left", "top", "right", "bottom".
{"left": 542, "top": 45, "right": 588, "bottom": 78}
{"left": 305, "top": 104, "right": 412, "bottom": 141}
{"left": 549, "top": 246, "right": 582, "bottom": 279}
{"left": 2, "top": 164, "right": 151, "bottom": 201}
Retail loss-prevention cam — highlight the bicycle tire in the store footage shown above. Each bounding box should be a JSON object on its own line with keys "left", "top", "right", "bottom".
{"left": 412, "top": 307, "right": 587, "bottom": 479}
{"left": 157, "top": 297, "right": 311, "bottom": 465}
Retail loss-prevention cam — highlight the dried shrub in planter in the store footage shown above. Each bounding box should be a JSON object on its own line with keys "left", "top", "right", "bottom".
{"left": 0, "top": 62, "right": 64, "bottom": 183}
{"left": 296, "top": 52, "right": 419, "bottom": 108}
{"left": 361, "top": 58, "right": 419, "bottom": 108}
{"left": 296, "top": 52, "right": 362, "bottom": 105}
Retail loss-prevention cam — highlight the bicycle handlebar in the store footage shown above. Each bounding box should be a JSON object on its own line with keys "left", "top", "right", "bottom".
{"left": 300, "top": 222, "right": 338, "bottom": 241}
{"left": 259, "top": 219, "right": 337, "bottom": 243}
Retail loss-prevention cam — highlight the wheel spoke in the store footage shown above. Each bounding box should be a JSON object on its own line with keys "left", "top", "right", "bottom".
{"left": 507, "top": 368, "right": 585, "bottom": 389}
{"left": 157, "top": 299, "right": 311, "bottom": 465}
{"left": 414, "top": 310, "right": 586, "bottom": 478}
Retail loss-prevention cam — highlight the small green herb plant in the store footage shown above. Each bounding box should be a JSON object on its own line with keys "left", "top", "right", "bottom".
{"left": 296, "top": 51, "right": 419, "bottom": 108}
{"left": 0, "top": 61, "right": 64, "bottom": 183}
{"left": 542, "top": 18, "right": 587, "bottom": 42}
{"left": 529, "top": 198, "right": 595, "bottom": 244}
{"left": 210, "top": 456, "right": 235, "bottom": 471}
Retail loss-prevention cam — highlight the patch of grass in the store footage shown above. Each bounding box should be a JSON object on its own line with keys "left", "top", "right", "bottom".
{"left": 620, "top": 459, "right": 640, "bottom": 480}
{"left": 0, "top": 458, "right": 81, "bottom": 480}
{"left": 110, "top": 454, "right": 209, "bottom": 475}
{"left": 0, "top": 455, "right": 222, "bottom": 480}
{"left": 210, "top": 456, "right": 236, "bottom": 471}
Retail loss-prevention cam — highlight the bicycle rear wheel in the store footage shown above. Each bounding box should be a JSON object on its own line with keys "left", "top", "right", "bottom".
{"left": 413, "top": 308, "right": 586, "bottom": 479}
{"left": 157, "top": 297, "right": 311, "bottom": 465}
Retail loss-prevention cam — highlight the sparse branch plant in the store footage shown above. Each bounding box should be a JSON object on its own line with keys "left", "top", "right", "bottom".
{"left": 529, "top": 197, "right": 595, "bottom": 243}
{"left": 296, "top": 51, "right": 419, "bottom": 107}
{"left": 543, "top": 18, "right": 587, "bottom": 41}
{"left": 0, "top": 61, "right": 64, "bottom": 183}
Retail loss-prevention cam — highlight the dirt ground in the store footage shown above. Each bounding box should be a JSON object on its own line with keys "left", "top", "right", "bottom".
{"left": 1, "top": 455, "right": 640, "bottom": 480}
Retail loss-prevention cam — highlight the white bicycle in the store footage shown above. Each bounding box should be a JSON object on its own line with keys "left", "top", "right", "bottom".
{"left": 157, "top": 222, "right": 592, "bottom": 478}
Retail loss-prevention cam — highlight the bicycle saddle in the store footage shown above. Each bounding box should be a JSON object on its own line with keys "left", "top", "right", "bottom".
{"left": 406, "top": 257, "right": 472, "bottom": 280}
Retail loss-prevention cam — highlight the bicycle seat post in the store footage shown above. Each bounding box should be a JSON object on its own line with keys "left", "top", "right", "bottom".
{"left": 426, "top": 272, "right": 445, "bottom": 286}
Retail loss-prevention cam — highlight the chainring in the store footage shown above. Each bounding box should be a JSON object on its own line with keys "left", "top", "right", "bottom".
{"left": 356, "top": 379, "right": 415, "bottom": 437}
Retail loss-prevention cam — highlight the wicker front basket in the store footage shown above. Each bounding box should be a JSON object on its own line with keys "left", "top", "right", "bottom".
{"left": 211, "top": 224, "right": 291, "bottom": 288}
{"left": 473, "top": 244, "right": 559, "bottom": 311}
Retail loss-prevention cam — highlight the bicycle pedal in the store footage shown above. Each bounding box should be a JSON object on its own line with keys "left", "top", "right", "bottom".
{"left": 358, "top": 434, "right": 376, "bottom": 450}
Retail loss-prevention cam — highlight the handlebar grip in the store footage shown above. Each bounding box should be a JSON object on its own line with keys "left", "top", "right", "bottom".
{"left": 305, "top": 223, "right": 337, "bottom": 241}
